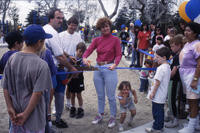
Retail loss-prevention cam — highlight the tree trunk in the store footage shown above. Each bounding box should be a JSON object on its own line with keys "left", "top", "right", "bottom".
{"left": 98, "top": 0, "right": 119, "bottom": 19}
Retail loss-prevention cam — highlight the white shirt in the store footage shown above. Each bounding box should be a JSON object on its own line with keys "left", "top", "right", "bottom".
{"left": 43, "top": 24, "right": 63, "bottom": 66}
{"left": 164, "top": 35, "right": 170, "bottom": 42}
{"left": 150, "top": 63, "right": 171, "bottom": 104}
{"left": 152, "top": 44, "right": 165, "bottom": 53}
{"left": 59, "top": 31, "right": 83, "bottom": 56}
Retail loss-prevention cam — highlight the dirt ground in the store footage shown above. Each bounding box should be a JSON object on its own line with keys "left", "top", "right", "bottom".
{"left": 0, "top": 47, "right": 152, "bottom": 133}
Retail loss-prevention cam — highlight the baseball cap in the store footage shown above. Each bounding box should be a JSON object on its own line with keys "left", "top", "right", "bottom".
{"left": 23, "top": 24, "right": 52, "bottom": 44}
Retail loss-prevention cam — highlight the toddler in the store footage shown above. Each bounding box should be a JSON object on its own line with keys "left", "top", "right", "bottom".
{"left": 118, "top": 81, "right": 138, "bottom": 131}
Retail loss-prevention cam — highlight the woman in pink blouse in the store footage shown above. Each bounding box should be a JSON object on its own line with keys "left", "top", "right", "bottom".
{"left": 83, "top": 17, "right": 122, "bottom": 128}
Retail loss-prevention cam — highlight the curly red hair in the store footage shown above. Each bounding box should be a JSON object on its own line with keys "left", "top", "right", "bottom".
{"left": 96, "top": 17, "right": 112, "bottom": 30}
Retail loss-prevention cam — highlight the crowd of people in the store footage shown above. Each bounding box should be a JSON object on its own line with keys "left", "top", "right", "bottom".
{"left": 0, "top": 7, "right": 200, "bottom": 133}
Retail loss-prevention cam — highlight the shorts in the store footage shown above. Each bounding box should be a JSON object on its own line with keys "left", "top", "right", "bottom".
{"left": 68, "top": 73, "right": 84, "bottom": 93}
{"left": 120, "top": 102, "right": 136, "bottom": 113}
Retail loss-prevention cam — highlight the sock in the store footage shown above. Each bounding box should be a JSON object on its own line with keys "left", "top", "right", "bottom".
{"left": 79, "top": 105, "right": 83, "bottom": 109}
{"left": 66, "top": 98, "right": 71, "bottom": 104}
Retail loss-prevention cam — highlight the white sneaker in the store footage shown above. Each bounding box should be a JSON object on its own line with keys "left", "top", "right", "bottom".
{"left": 108, "top": 117, "right": 116, "bottom": 128}
{"left": 178, "top": 127, "right": 194, "bottom": 133}
{"left": 145, "top": 127, "right": 162, "bottom": 133}
{"left": 119, "top": 124, "right": 124, "bottom": 132}
{"left": 92, "top": 114, "right": 103, "bottom": 124}
{"left": 165, "top": 119, "right": 178, "bottom": 128}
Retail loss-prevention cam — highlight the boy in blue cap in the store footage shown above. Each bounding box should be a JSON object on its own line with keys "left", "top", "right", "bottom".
{"left": 2, "top": 24, "right": 53, "bottom": 133}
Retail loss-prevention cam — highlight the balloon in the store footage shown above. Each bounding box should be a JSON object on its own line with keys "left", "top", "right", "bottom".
{"left": 134, "top": 20, "right": 142, "bottom": 27}
{"left": 121, "top": 24, "right": 126, "bottom": 29}
{"left": 194, "top": 14, "right": 200, "bottom": 24}
{"left": 185, "top": 0, "right": 200, "bottom": 20}
{"left": 125, "top": 27, "right": 128, "bottom": 31}
{"left": 178, "top": 1, "right": 191, "bottom": 23}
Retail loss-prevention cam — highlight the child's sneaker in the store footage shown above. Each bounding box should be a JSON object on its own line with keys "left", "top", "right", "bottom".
{"left": 76, "top": 108, "right": 84, "bottom": 119}
{"left": 70, "top": 107, "right": 76, "bottom": 118}
{"left": 119, "top": 124, "right": 124, "bottom": 132}
{"left": 65, "top": 103, "right": 71, "bottom": 110}
{"left": 145, "top": 127, "right": 162, "bottom": 133}
{"left": 165, "top": 119, "right": 178, "bottom": 128}
{"left": 108, "top": 117, "right": 116, "bottom": 128}
{"left": 92, "top": 114, "right": 103, "bottom": 124}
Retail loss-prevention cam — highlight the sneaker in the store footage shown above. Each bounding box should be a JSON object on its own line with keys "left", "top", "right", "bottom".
{"left": 92, "top": 114, "right": 103, "bottom": 124}
{"left": 119, "top": 124, "right": 124, "bottom": 132}
{"left": 108, "top": 117, "right": 116, "bottom": 128}
{"left": 65, "top": 103, "right": 71, "bottom": 110}
{"left": 165, "top": 119, "right": 178, "bottom": 128}
{"left": 52, "top": 119, "right": 68, "bottom": 128}
{"left": 129, "top": 64, "right": 135, "bottom": 68}
{"left": 145, "top": 128, "right": 162, "bottom": 133}
{"left": 178, "top": 127, "right": 194, "bottom": 133}
{"left": 70, "top": 107, "right": 76, "bottom": 118}
{"left": 76, "top": 108, "right": 84, "bottom": 119}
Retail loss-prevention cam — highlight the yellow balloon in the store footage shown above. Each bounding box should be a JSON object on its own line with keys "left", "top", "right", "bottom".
{"left": 179, "top": 1, "right": 191, "bottom": 23}
{"left": 82, "top": 28, "right": 84, "bottom": 31}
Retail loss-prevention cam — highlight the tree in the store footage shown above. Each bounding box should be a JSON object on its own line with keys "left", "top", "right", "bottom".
{"left": 63, "top": 0, "right": 98, "bottom": 25}
{"left": 29, "top": 0, "right": 60, "bottom": 15}
{"left": 114, "top": 6, "right": 129, "bottom": 30}
{"left": 98, "top": 0, "right": 119, "bottom": 19}
{"left": 25, "top": 10, "right": 41, "bottom": 26}
{"left": 0, "top": 0, "right": 11, "bottom": 33}
{"left": 126, "top": 0, "right": 177, "bottom": 24}
{"left": 8, "top": 4, "right": 19, "bottom": 30}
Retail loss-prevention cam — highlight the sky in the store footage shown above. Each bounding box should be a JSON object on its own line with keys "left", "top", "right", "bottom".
{"left": 9, "top": 0, "right": 118, "bottom": 26}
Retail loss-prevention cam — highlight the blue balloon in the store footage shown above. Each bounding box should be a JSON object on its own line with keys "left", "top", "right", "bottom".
{"left": 121, "top": 24, "right": 126, "bottom": 29}
{"left": 134, "top": 20, "right": 142, "bottom": 27}
{"left": 185, "top": 0, "right": 200, "bottom": 20}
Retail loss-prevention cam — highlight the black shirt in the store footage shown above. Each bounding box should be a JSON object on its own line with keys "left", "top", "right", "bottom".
{"left": 120, "top": 31, "right": 129, "bottom": 45}
{"left": 170, "top": 53, "right": 180, "bottom": 81}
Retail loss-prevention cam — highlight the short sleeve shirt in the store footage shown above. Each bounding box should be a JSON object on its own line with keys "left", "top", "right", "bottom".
{"left": 138, "top": 31, "right": 150, "bottom": 49}
{"left": 0, "top": 50, "right": 17, "bottom": 73}
{"left": 1, "top": 52, "right": 52, "bottom": 131}
{"left": 59, "top": 31, "right": 83, "bottom": 56}
{"left": 43, "top": 24, "right": 63, "bottom": 66}
{"left": 152, "top": 63, "right": 171, "bottom": 104}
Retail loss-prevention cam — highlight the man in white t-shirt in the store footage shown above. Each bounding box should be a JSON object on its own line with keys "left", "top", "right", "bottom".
{"left": 146, "top": 47, "right": 171, "bottom": 133}
{"left": 59, "top": 16, "right": 83, "bottom": 112}
{"left": 43, "top": 8, "right": 77, "bottom": 129}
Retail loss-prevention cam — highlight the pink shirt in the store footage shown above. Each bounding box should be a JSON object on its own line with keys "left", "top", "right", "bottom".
{"left": 83, "top": 34, "right": 122, "bottom": 65}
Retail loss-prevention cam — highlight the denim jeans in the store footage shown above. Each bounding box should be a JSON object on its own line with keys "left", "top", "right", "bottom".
{"left": 152, "top": 102, "right": 164, "bottom": 130}
{"left": 93, "top": 63, "right": 118, "bottom": 117}
{"left": 121, "top": 43, "right": 126, "bottom": 54}
{"left": 131, "top": 48, "right": 137, "bottom": 65}
{"left": 139, "top": 78, "right": 148, "bottom": 92}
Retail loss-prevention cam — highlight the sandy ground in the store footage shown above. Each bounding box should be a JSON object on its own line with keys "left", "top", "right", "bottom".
{"left": 0, "top": 46, "right": 152, "bottom": 133}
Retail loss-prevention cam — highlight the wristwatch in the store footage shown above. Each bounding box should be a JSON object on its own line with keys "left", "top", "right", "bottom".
{"left": 193, "top": 77, "right": 198, "bottom": 81}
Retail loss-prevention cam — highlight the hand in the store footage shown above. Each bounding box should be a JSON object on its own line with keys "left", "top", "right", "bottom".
{"left": 150, "top": 93, "right": 154, "bottom": 100}
{"left": 16, "top": 112, "right": 28, "bottom": 126}
{"left": 134, "top": 98, "right": 138, "bottom": 104}
{"left": 191, "top": 80, "right": 198, "bottom": 90}
{"left": 69, "top": 56, "right": 77, "bottom": 64}
{"left": 83, "top": 58, "right": 91, "bottom": 66}
{"left": 109, "top": 64, "right": 117, "bottom": 70}
{"left": 8, "top": 107, "right": 17, "bottom": 124}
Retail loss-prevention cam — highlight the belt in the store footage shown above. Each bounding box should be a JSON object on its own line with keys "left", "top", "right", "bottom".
{"left": 97, "top": 61, "right": 114, "bottom": 66}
